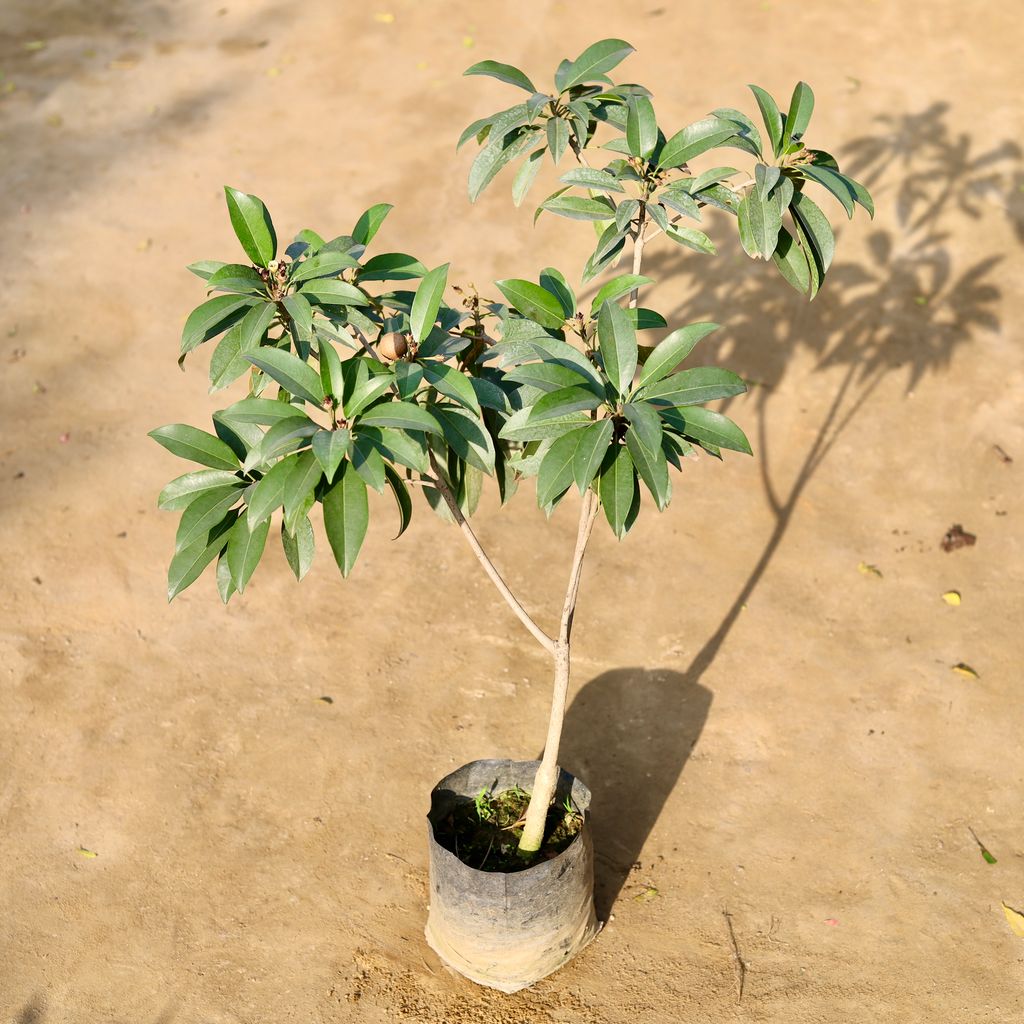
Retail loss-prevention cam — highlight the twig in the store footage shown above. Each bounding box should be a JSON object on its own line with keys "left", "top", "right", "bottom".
{"left": 723, "top": 908, "right": 749, "bottom": 1003}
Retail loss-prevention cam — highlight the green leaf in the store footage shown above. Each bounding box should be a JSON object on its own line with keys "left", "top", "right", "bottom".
{"left": 790, "top": 191, "right": 835, "bottom": 273}
{"left": 626, "top": 96, "right": 657, "bottom": 159}
{"left": 352, "top": 203, "right": 393, "bottom": 247}
{"left": 499, "top": 405, "right": 589, "bottom": 442}
{"left": 358, "top": 401, "right": 442, "bottom": 435}
{"left": 463, "top": 60, "right": 536, "bottom": 93}
{"left": 643, "top": 366, "right": 747, "bottom": 406}
{"left": 205, "top": 263, "right": 267, "bottom": 296}
{"left": 599, "top": 444, "right": 637, "bottom": 539}
{"left": 410, "top": 264, "right": 449, "bottom": 345}
{"left": 290, "top": 250, "right": 360, "bottom": 283}
{"left": 323, "top": 461, "right": 369, "bottom": 578}
{"left": 664, "top": 406, "right": 752, "bottom": 454}
{"left": 546, "top": 116, "right": 569, "bottom": 162}
{"left": 657, "top": 116, "right": 735, "bottom": 169}
{"left": 628, "top": 308, "right": 668, "bottom": 331}
{"left": 624, "top": 420, "right": 670, "bottom": 511}
{"left": 784, "top": 81, "right": 814, "bottom": 144}
{"left": 358, "top": 253, "right": 428, "bottom": 282}
{"left": 249, "top": 415, "right": 318, "bottom": 468}
{"left": 393, "top": 361, "right": 424, "bottom": 400}
{"left": 424, "top": 362, "right": 481, "bottom": 414}
{"left": 540, "top": 194, "right": 616, "bottom": 221}
{"left": 319, "top": 339, "right": 345, "bottom": 403}
{"left": 300, "top": 279, "right": 371, "bottom": 307}
{"left": 559, "top": 168, "right": 625, "bottom": 193}
{"left": 657, "top": 189, "right": 701, "bottom": 221}
{"left": 710, "top": 107, "right": 763, "bottom": 158}
{"left": 512, "top": 149, "right": 544, "bottom": 207}
{"left": 383, "top": 463, "right": 413, "bottom": 538}
{"left": 537, "top": 427, "right": 588, "bottom": 506}
{"left": 246, "top": 348, "right": 325, "bottom": 405}
{"left": 180, "top": 295, "right": 256, "bottom": 362}
{"left": 495, "top": 278, "right": 568, "bottom": 330}
{"left": 561, "top": 39, "right": 635, "bottom": 91}
{"left": 175, "top": 486, "right": 243, "bottom": 552}
{"left": 539, "top": 268, "right": 576, "bottom": 317}
{"left": 597, "top": 300, "right": 637, "bottom": 396}
{"left": 623, "top": 401, "right": 662, "bottom": 451}
{"left": 755, "top": 163, "right": 781, "bottom": 199}
{"left": 216, "top": 397, "right": 307, "bottom": 424}
{"left": 738, "top": 190, "right": 784, "bottom": 259}
{"left": 528, "top": 384, "right": 604, "bottom": 422}
{"left": 352, "top": 434, "right": 387, "bottom": 492}
{"left": 346, "top": 370, "right": 396, "bottom": 418}
{"left": 373, "top": 427, "right": 430, "bottom": 473}
{"left": 159, "top": 469, "right": 244, "bottom": 511}
{"left": 312, "top": 427, "right": 351, "bottom": 482}
{"left": 573, "top": 418, "right": 614, "bottom": 492}
{"left": 167, "top": 512, "right": 237, "bottom": 601}
{"left": 246, "top": 455, "right": 296, "bottom": 524}
{"left": 282, "top": 450, "right": 323, "bottom": 532}
{"left": 748, "top": 86, "right": 783, "bottom": 158}
{"left": 505, "top": 361, "right": 592, "bottom": 393}
{"left": 638, "top": 322, "right": 720, "bottom": 387}
{"left": 801, "top": 165, "right": 855, "bottom": 217}
{"left": 281, "top": 517, "right": 314, "bottom": 580}
{"left": 433, "top": 406, "right": 495, "bottom": 473}
{"left": 224, "top": 187, "right": 276, "bottom": 267}
{"left": 216, "top": 550, "right": 236, "bottom": 605}
{"left": 187, "top": 259, "right": 226, "bottom": 281}
{"left": 590, "top": 274, "right": 652, "bottom": 316}
{"left": 282, "top": 293, "right": 313, "bottom": 335}
{"left": 468, "top": 123, "right": 539, "bottom": 201}
{"left": 665, "top": 226, "right": 716, "bottom": 255}
{"left": 771, "top": 225, "right": 812, "bottom": 295}
{"left": 226, "top": 509, "right": 271, "bottom": 592}
{"left": 150, "top": 424, "right": 240, "bottom": 471}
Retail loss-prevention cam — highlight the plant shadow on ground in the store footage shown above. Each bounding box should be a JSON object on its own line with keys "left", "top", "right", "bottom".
{"left": 562, "top": 104, "right": 1020, "bottom": 918}
{"left": 14, "top": 993, "right": 177, "bottom": 1024}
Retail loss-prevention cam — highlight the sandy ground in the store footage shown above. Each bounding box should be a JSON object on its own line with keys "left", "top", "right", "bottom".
{"left": 2, "top": 1, "right": 1023, "bottom": 1021}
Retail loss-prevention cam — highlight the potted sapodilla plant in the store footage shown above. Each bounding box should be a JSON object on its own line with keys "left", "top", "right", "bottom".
{"left": 151, "top": 39, "right": 872, "bottom": 992}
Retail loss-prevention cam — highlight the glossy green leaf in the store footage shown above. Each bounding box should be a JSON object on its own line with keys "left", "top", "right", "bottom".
{"left": 801, "top": 164, "right": 856, "bottom": 217}
{"left": 572, "top": 417, "right": 614, "bottom": 492}
{"left": 281, "top": 517, "right": 314, "bottom": 580}
{"left": 657, "top": 116, "right": 736, "bottom": 169}
{"left": 246, "top": 348, "right": 325, "bottom": 405}
{"left": 245, "top": 455, "right": 296, "bottom": 524}
{"left": 216, "top": 397, "right": 307, "bottom": 424}
{"left": 424, "top": 362, "right": 481, "bottom": 414}
{"left": 383, "top": 463, "right": 413, "bottom": 538}
{"left": 409, "top": 264, "right": 449, "bottom": 345}
{"left": 771, "top": 225, "right": 812, "bottom": 295}
{"left": 358, "top": 253, "right": 427, "bottom": 282}
{"left": 710, "top": 107, "right": 763, "bottom": 158}
{"left": 537, "top": 427, "right": 588, "bottom": 506}
{"left": 463, "top": 60, "right": 536, "bottom": 93}
{"left": 150, "top": 423, "right": 240, "bottom": 471}
{"left": 323, "top": 461, "right": 368, "bottom": 578}
{"left": 300, "top": 279, "right": 371, "bottom": 307}
{"left": 226, "top": 509, "right": 270, "bottom": 592}
{"left": 249, "top": 416, "right": 318, "bottom": 468}
{"left": 499, "top": 405, "right": 589, "bottom": 442}
{"left": 624, "top": 421, "right": 670, "bottom": 510}
{"left": 174, "top": 486, "right": 243, "bottom": 553}
{"left": 180, "top": 295, "right": 256, "bottom": 362}
{"left": 468, "top": 123, "right": 538, "bottom": 201}
{"left": 346, "top": 371, "right": 396, "bottom": 419}
{"left": 785, "top": 81, "right": 814, "bottom": 144}
{"left": 434, "top": 405, "right": 495, "bottom": 473}
{"left": 319, "top": 339, "right": 345, "bottom": 403}
{"left": 372, "top": 427, "right": 430, "bottom": 473}
{"left": 529, "top": 384, "right": 604, "bottom": 422}
{"left": 658, "top": 188, "right": 702, "bottom": 221}
{"left": 755, "top": 163, "right": 781, "bottom": 199}
{"left": 559, "top": 168, "right": 625, "bottom": 193}
{"left": 312, "top": 427, "right": 351, "bottom": 482}
{"left": 623, "top": 401, "right": 663, "bottom": 451}
{"left": 282, "top": 450, "right": 322, "bottom": 530}
{"left": 665, "top": 226, "right": 716, "bottom": 255}
{"left": 638, "top": 322, "right": 720, "bottom": 387}
{"left": 224, "top": 186, "right": 276, "bottom": 267}
{"left": 290, "top": 250, "right": 360, "bottom": 283}
{"left": 393, "top": 361, "right": 424, "bottom": 400}
{"left": 352, "top": 203, "right": 393, "bottom": 247}
{"left": 748, "top": 86, "right": 783, "bottom": 157}
{"left": 561, "top": 39, "right": 635, "bottom": 91}
{"left": 206, "top": 263, "right": 267, "bottom": 296}
{"left": 282, "top": 293, "right": 313, "bottom": 335}
{"left": 215, "top": 550, "right": 236, "bottom": 604}
{"left": 512, "top": 148, "right": 544, "bottom": 207}
{"left": 187, "top": 259, "right": 226, "bottom": 281}
{"left": 358, "top": 401, "right": 442, "bottom": 435}
{"left": 664, "top": 406, "right": 752, "bottom": 454}
{"left": 158, "top": 469, "right": 243, "bottom": 511}
{"left": 352, "top": 434, "right": 387, "bottom": 492}
{"left": 546, "top": 116, "right": 569, "bottom": 162}
{"left": 738, "top": 190, "right": 784, "bottom": 259}
{"left": 495, "top": 278, "right": 568, "bottom": 330}
{"left": 506, "top": 361, "right": 592, "bottom": 393}
{"left": 643, "top": 366, "right": 747, "bottom": 406}
{"left": 599, "top": 444, "right": 637, "bottom": 539}
{"left": 626, "top": 96, "right": 657, "bottom": 159}
{"left": 590, "top": 274, "right": 652, "bottom": 316}
{"left": 597, "top": 300, "right": 637, "bottom": 396}
{"left": 791, "top": 191, "right": 835, "bottom": 272}
{"left": 167, "top": 512, "right": 237, "bottom": 601}
{"left": 540, "top": 194, "right": 616, "bottom": 221}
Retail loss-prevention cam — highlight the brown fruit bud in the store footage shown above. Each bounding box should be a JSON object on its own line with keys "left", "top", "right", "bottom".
{"left": 378, "top": 332, "right": 408, "bottom": 361}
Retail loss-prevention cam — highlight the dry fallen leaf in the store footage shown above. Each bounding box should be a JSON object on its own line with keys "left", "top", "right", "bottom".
{"left": 942, "top": 590, "right": 961, "bottom": 606}
{"left": 858, "top": 561, "right": 883, "bottom": 578}
{"left": 1002, "top": 903, "right": 1024, "bottom": 938}
{"left": 78, "top": 847, "right": 98, "bottom": 858}
{"left": 951, "top": 663, "right": 979, "bottom": 679}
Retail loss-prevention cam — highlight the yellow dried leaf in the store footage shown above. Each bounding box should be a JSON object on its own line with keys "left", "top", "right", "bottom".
{"left": 633, "top": 884, "right": 659, "bottom": 902}
{"left": 1002, "top": 903, "right": 1024, "bottom": 938}
{"left": 78, "top": 847, "right": 98, "bottom": 858}
{"left": 858, "top": 562, "right": 883, "bottom": 578}
{"left": 952, "top": 663, "right": 978, "bottom": 679}
{"left": 942, "top": 590, "right": 961, "bottom": 606}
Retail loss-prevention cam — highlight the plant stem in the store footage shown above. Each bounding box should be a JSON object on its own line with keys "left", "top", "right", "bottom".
{"left": 629, "top": 203, "right": 648, "bottom": 309}
{"left": 427, "top": 449, "right": 556, "bottom": 656}
{"left": 518, "top": 488, "right": 600, "bottom": 853}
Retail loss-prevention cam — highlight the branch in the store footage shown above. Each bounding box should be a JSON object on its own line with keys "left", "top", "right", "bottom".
{"left": 559, "top": 488, "right": 600, "bottom": 644}
{"left": 427, "top": 450, "right": 556, "bottom": 655}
